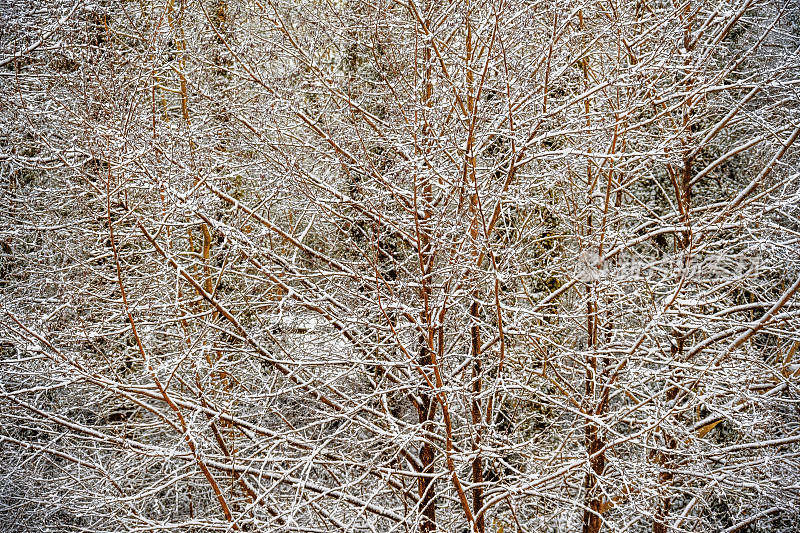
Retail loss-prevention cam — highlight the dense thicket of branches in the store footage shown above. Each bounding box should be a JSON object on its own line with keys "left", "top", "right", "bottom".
{"left": 2, "top": 0, "right": 800, "bottom": 531}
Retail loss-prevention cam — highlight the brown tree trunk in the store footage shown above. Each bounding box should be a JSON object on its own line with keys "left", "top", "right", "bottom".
{"left": 582, "top": 300, "right": 606, "bottom": 533}
{"left": 582, "top": 423, "right": 606, "bottom": 533}
{"left": 417, "top": 345, "right": 437, "bottom": 533}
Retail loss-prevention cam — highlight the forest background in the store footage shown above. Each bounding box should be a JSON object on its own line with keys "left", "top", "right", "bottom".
{"left": 1, "top": 0, "right": 800, "bottom": 531}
